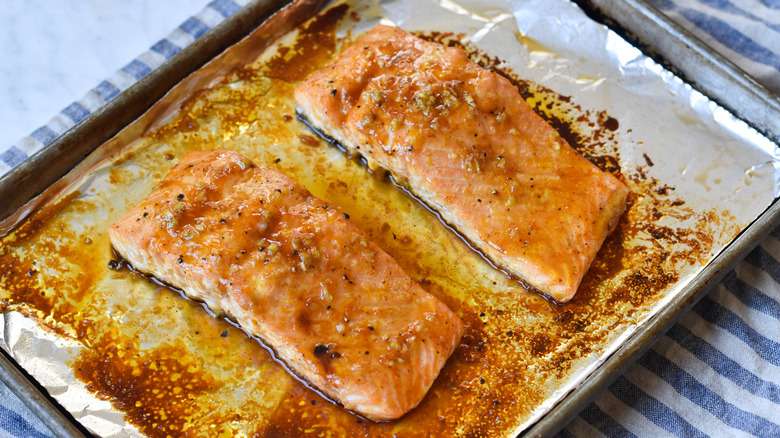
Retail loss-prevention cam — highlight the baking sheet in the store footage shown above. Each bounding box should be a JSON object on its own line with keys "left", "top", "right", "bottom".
{"left": 577, "top": 0, "right": 780, "bottom": 146}
{"left": 1, "top": 0, "right": 779, "bottom": 436}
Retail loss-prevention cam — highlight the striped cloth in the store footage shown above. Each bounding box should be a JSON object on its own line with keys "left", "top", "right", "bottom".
{"left": 1, "top": 0, "right": 779, "bottom": 437}
{"left": 562, "top": 229, "right": 780, "bottom": 437}
{"left": 0, "top": 385, "right": 52, "bottom": 438}
{"left": 561, "top": 1, "right": 780, "bottom": 436}
{"left": 644, "top": 0, "right": 780, "bottom": 96}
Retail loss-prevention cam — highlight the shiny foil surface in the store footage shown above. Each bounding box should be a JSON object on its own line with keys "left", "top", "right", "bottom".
{"left": 1, "top": 0, "right": 778, "bottom": 436}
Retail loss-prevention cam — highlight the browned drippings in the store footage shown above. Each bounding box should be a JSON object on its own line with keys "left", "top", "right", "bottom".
{"left": 265, "top": 4, "right": 349, "bottom": 83}
{"left": 74, "top": 331, "right": 219, "bottom": 437}
{"left": 0, "top": 4, "right": 739, "bottom": 437}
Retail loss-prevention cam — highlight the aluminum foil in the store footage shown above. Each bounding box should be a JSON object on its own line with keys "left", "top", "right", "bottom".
{"left": 1, "top": 0, "right": 779, "bottom": 436}
{"left": 1, "top": 312, "right": 144, "bottom": 436}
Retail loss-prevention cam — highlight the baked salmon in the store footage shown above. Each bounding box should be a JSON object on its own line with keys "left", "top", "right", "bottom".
{"left": 108, "top": 149, "right": 464, "bottom": 421}
{"left": 295, "top": 25, "right": 629, "bottom": 303}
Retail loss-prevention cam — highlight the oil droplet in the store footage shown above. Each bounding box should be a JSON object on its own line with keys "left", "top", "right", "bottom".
{"left": 515, "top": 32, "right": 559, "bottom": 57}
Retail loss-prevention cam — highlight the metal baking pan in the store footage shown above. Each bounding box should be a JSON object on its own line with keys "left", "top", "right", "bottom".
{"left": 1, "top": 0, "right": 778, "bottom": 436}
{"left": 576, "top": 0, "right": 780, "bottom": 143}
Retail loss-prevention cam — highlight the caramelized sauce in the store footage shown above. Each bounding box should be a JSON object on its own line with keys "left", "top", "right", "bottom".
{"left": 264, "top": 4, "right": 349, "bottom": 82}
{"left": 0, "top": 3, "right": 741, "bottom": 437}
{"left": 74, "top": 331, "right": 219, "bottom": 437}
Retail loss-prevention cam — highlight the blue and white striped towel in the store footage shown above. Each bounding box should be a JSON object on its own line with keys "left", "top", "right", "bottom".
{"left": 561, "top": 0, "right": 780, "bottom": 436}
{"left": 1, "top": 0, "right": 780, "bottom": 437}
{"left": 646, "top": 0, "right": 780, "bottom": 96}
{"left": 561, "top": 228, "right": 780, "bottom": 436}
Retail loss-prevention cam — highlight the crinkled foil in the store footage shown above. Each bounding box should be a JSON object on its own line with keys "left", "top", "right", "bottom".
{"left": 1, "top": 0, "right": 778, "bottom": 436}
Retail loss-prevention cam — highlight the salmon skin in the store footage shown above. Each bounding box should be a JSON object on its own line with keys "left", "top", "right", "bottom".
{"left": 108, "top": 149, "right": 464, "bottom": 421}
{"left": 295, "top": 25, "right": 629, "bottom": 303}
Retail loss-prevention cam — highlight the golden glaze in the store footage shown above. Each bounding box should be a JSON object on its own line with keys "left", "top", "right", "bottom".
{"left": 295, "top": 25, "right": 629, "bottom": 302}
{"left": 109, "top": 150, "right": 463, "bottom": 420}
{"left": 0, "top": 4, "right": 737, "bottom": 437}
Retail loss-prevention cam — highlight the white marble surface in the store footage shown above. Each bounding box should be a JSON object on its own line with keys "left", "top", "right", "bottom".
{"left": 0, "top": 0, "right": 213, "bottom": 150}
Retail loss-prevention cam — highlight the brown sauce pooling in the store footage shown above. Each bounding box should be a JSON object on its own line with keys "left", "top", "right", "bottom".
{"left": 0, "top": 3, "right": 741, "bottom": 437}
{"left": 74, "top": 331, "right": 219, "bottom": 437}
{"left": 264, "top": 4, "right": 349, "bottom": 82}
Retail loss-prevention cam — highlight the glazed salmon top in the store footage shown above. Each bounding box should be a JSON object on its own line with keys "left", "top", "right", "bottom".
{"left": 108, "top": 150, "right": 463, "bottom": 420}
{"left": 295, "top": 25, "right": 629, "bottom": 302}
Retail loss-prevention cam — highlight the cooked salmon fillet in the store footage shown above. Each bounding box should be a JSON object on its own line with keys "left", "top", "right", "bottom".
{"left": 295, "top": 25, "right": 629, "bottom": 303}
{"left": 108, "top": 149, "right": 463, "bottom": 420}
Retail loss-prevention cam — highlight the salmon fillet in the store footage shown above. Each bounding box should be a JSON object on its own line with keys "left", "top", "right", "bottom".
{"left": 108, "top": 149, "right": 464, "bottom": 420}
{"left": 295, "top": 25, "right": 629, "bottom": 303}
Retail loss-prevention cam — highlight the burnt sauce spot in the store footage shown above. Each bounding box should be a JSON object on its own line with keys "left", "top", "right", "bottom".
{"left": 264, "top": 4, "right": 349, "bottom": 82}
{"left": 74, "top": 334, "right": 218, "bottom": 437}
{"left": 313, "top": 343, "right": 329, "bottom": 356}
{"left": 530, "top": 333, "right": 553, "bottom": 356}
